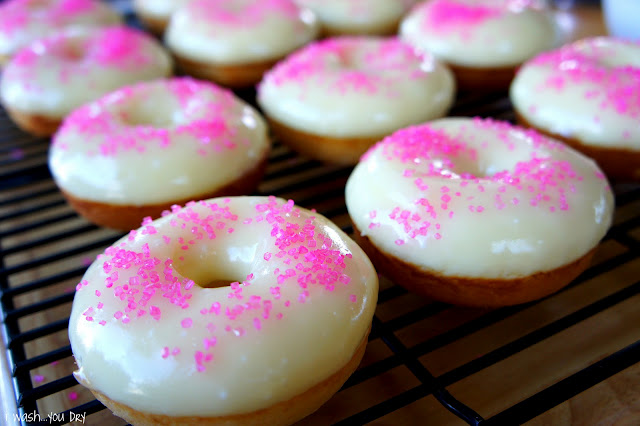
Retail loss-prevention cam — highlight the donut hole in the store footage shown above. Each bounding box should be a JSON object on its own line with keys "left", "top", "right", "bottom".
{"left": 173, "top": 263, "right": 243, "bottom": 289}
{"left": 172, "top": 244, "right": 258, "bottom": 290}
{"left": 55, "top": 40, "right": 87, "bottom": 62}
{"left": 118, "top": 101, "right": 180, "bottom": 128}
{"left": 426, "top": 122, "right": 541, "bottom": 179}
{"left": 199, "top": 279, "right": 238, "bottom": 289}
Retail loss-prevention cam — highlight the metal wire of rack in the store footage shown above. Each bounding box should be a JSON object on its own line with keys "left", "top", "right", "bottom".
{"left": 1, "top": 1, "right": 639, "bottom": 425}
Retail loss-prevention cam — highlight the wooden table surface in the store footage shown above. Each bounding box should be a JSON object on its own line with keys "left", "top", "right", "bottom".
{"left": 1, "top": 2, "right": 639, "bottom": 425}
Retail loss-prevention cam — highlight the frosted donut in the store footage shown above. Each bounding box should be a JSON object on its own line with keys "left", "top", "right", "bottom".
{"left": 164, "top": 0, "right": 319, "bottom": 87}
{"left": 132, "top": 0, "right": 190, "bottom": 35}
{"left": 510, "top": 37, "right": 640, "bottom": 181}
{"left": 69, "top": 196, "right": 378, "bottom": 426}
{"left": 0, "top": 0, "right": 121, "bottom": 66}
{"left": 257, "top": 37, "right": 455, "bottom": 165}
{"left": 0, "top": 26, "right": 173, "bottom": 136}
{"left": 399, "top": 0, "right": 558, "bottom": 90}
{"left": 294, "top": 0, "right": 417, "bottom": 36}
{"left": 345, "top": 117, "right": 614, "bottom": 307}
{"left": 49, "top": 78, "right": 271, "bottom": 231}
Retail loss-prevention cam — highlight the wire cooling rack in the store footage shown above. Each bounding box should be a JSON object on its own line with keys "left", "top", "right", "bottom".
{"left": 1, "top": 1, "right": 639, "bottom": 425}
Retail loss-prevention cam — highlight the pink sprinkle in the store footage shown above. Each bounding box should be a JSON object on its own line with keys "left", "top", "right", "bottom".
{"left": 33, "top": 374, "right": 45, "bottom": 383}
{"left": 181, "top": 318, "right": 193, "bottom": 328}
{"left": 68, "top": 392, "right": 78, "bottom": 401}
{"left": 253, "top": 317, "right": 262, "bottom": 330}
{"left": 349, "top": 294, "right": 357, "bottom": 303}
{"left": 425, "top": 0, "right": 502, "bottom": 34}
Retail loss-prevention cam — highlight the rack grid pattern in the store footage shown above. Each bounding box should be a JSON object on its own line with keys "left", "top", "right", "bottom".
{"left": 1, "top": 2, "right": 639, "bottom": 425}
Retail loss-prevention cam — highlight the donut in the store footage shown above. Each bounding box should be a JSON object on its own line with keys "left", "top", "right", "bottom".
{"left": 345, "top": 117, "right": 614, "bottom": 307}
{"left": 257, "top": 36, "right": 456, "bottom": 165}
{"left": 132, "top": 0, "right": 190, "bottom": 35}
{"left": 0, "top": 0, "right": 121, "bottom": 66}
{"left": 164, "top": 0, "right": 320, "bottom": 87}
{"left": 49, "top": 78, "right": 271, "bottom": 231}
{"left": 510, "top": 36, "right": 640, "bottom": 181}
{"left": 399, "top": 0, "right": 558, "bottom": 91}
{"left": 294, "top": 0, "right": 417, "bottom": 36}
{"left": 69, "top": 196, "right": 378, "bottom": 426}
{"left": 0, "top": 26, "right": 173, "bottom": 137}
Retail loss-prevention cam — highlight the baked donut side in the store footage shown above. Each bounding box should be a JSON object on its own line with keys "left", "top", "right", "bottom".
{"left": 515, "top": 112, "right": 640, "bottom": 182}
{"left": 87, "top": 331, "right": 368, "bottom": 426}
{"left": 59, "top": 155, "right": 268, "bottom": 231}
{"left": 510, "top": 37, "right": 640, "bottom": 181}
{"left": 353, "top": 223, "right": 597, "bottom": 307}
{"left": 69, "top": 196, "right": 378, "bottom": 425}
{"left": 49, "top": 78, "right": 271, "bottom": 230}
{"left": 346, "top": 117, "right": 614, "bottom": 307}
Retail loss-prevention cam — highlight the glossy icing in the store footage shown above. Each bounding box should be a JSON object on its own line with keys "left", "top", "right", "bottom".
{"left": 0, "top": 0, "right": 121, "bottom": 62}
{"left": 164, "top": 0, "right": 319, "bottom": 64}
{"left": 69, "top": 196, "right": 378, "bottom": 416}
{"left": 49, "top": 78, "right": 270, "bottom": 204}
{"left": 133, "top": 0, "right": 190, "bottom": 22}
{"left": 1, "top": 26, "right": 172, "bottom": 119}
{"left": 295, "top": 0, "right": 417, "bottom": 35}
{"left": 346, "top": 117, "right": 614, "bottom": 278}
{"left": 510, "top": 36, "right": 640, "bottom": 150}
{"left": 400, "top": 0, "right": 557, "bottom": 67}
{"left": 257, "top": 37, "right": 455, "bottom": 138}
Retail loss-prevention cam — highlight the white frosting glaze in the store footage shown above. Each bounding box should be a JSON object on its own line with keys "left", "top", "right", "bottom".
{"left": 49, "top": 78, "right": 270, "bottom": 205}
{"left": 164, "top": 0, "right": 319, "bottom": 65}
{"left": 295, "top": 0, "right": 417, "bottom": 35}
{"left": 400, "top": 0, "right": 557, "bottom": 68}
{"left": 0, "top": 0, "right": 121, "bottom": 61}
{"left": 346, "top": 117, "right": 614, "bottom": 279}
{"left": 69, "top": 196, "right": 378, "bottom": 416}
{"left": 510, "top": 37, "right": 640, "bottom": 150}
{"left": 257, "top": 37, "right": 455, "bottom": 138}
{"left": 0, "top": 26, "right": 172, "bottom": 119}
{"left": 133, "top": 0, "right": 190, "bottom": 21}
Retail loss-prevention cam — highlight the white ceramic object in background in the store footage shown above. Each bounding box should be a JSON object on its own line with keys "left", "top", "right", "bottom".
{"left": 603, "top": 0, "right": 640, "bottom": 40}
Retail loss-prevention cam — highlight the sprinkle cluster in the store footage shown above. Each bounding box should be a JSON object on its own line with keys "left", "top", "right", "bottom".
{"left": 8, "top": 26, "right": 159, "bottom": 80}
{"left": 53, "top": 78, "right": 244, "bottom": 157}
{"left": 0, "top": 0, "right": 100, "bottom": 36}
{"left": 260, "top": 37, "right": 429, "bottom": 96}
{"left": 419, "top": 0, "right": 542, "bottom": 36}
{"left": 76, "top": 197, "right": 357, "bottom": 372}
{"left": 423, "top": 0, "right": 501, "bottom": 31}
{"left": 365, "top": 118, "right": 596, "bottom": 245}
{"left": 188, "top": 0, "right": 301, "bottom": 28}
{"left": 529, "top": 38, "right": 640, "bottom": 121}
